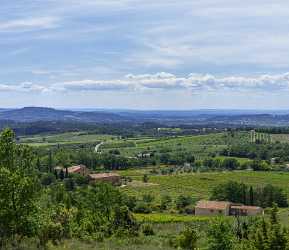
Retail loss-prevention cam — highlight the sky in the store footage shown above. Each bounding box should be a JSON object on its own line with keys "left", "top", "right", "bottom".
{"left": 1, "top": 0, "right": 289, "bottom": 110}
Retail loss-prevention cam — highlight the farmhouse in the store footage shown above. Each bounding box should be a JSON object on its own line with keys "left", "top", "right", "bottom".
{"left": 195, "top": 200, "right": 231, "bottom": 216}
{"left": 195, "top": 200, "right": 264, "bottom": 216}
{"left": 88, "top": 172, "right": 121, "bottom": 185}
{"left": 137, "top": 152, "right": 152, "bottom": 158}
{"left": 230, "top": 204, "right": 264, "bottom": 216}
{"left": 67, "top": 164, "right": 90, "bottom": 176}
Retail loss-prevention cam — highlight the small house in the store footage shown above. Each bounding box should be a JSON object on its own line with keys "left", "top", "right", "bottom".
{"left": 195, "top": 200, "right": 231, "bottom": 216}
{"left": 67, "top": 164, "right": 89, "bottom": 176}
{"left": 88, "top": 172, "right": 121, "bottom": 185}
{"left": 195, "top": 200, "right": 264, "bottom": 216}
{"left": 230, "top": 205, "right": 264, "bottom": 216}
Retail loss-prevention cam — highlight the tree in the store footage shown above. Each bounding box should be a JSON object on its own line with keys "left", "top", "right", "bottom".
{"left": 112, "top": 206, "right": 139, "bottom": 236}
{"left": 65, "top": 167, "right": 68, "bottom": 178}
{"left": 249, "top": 186, "right": 254, "bottom": 205}
{"left": 48, "top": 150, "right": 53, "bottom": 172}
{"left": 252, "top": 204, "right": 288, "bottom": 250}
{"left": 222, "top": 158, "right": 240, "bottom": 170}
{"left": 176, "top": 195, "right": 192, "bottom": 210}
{"left": 0, "top": 128, "right": 39, "bottom": 238}
{"left": 59, "top": 169, "right": 65, "bottom": 180}
{"left": 176, "top": 227, "right": 198, "bottom": 250}
{"left": 211, "top": 181, "right": 247, "bottom": 204}
{"left": 36, "top": 157, "right": 41, "bottom": 171}
{"left": 54, "top": 169, "right": 58, "bottom": 179}
{"left": 207, "top": 219, "right": 235, "bottom": 250}
{"left": 142, "top": 174, "right": 149, "bottom": 183}
{"left": 41, "top": 173, "right": 56, "bottom": 186}
{"left": 160, "top": 194, "right": 172, "bottom": 210}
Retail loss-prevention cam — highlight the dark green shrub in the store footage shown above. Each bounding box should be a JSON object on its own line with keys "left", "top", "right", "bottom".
{"left": 133, "top": 202, "right": 152, "bottom": 214}
{"left": 142, "top": 224, "right": 155, "bottom": 236}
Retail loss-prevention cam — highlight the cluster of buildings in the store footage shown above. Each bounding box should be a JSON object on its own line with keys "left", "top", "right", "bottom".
{"left": 55, "top": 164, "right": 121, "bottom": 185}
{"left": 56, "top": 165, "right": 264, "bottom": 217}
{"left": 195, "top": 200, "right": 264, "bottom": 216}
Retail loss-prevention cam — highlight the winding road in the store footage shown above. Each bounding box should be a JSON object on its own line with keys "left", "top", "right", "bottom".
{"left": 95, "top": 142, "right": 104, "bottom": 153}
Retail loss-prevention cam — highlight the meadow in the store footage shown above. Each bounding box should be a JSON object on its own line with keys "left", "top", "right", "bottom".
{"left": 19, "top": 132, "right": 117, "bottom": 147}
{"left": 120, "top": 170, "right": 289, "bottom": 202}
{"left": 272, "top": 133, "right": 289, "bottom": 143}
{"left": 21, "top": 130, "right": 251, "bottom": 159}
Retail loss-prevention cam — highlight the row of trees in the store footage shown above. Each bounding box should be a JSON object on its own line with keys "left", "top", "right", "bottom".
{"left": 211, "top": 181, "right": 288, "bottom": 208}
{"left": 221, "top": 142, "right": 289, "bottom": 162}
{"left": 207, "top": 204, "right": 289, "bottom": 250}
{"left": 170, "top": 204, "right": 289, "bottom": 250}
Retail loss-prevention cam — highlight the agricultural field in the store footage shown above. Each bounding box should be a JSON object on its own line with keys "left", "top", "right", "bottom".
{"left": 20, "top": 130, "right": 251, "bottom": 159}
{"left": 19, "top": 132, "right": 117, "bottom": 147}
{"left": 272, "top": 133, "right": 289, "bottom": 143}
{"left": 103, "top": 132, "right": 250, "bottom": 159}
{"left": 120, "top": 170, "right": 289, "bottom": 202}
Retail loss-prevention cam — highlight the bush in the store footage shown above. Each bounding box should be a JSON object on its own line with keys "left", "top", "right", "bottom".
{"left": 142, "top": 194, "right": 155, "bottom": 203}
{"left": 160, "top": 194, "right": 172, "bottom": 210}
{"left": 124, "top": 196, "right": 137, "bottom": 211}
{"left": 175, "top": 227, "right": 198, "bottom": 250}
{"left": 41, "top": 173, "right": 56, "bottom": 186}
{"left": 184, "top": 206, "right": 195, "bottom": 215}
{"left": 133, "top": 202, "right": 152, "bottom": 214}
{"left": 70, "top": 174, "right": 89, "bottom": 186}
{"left": 142, "top": 224, "right": 155, "bottom": 236}
{"left": 64, "top": 178, "right": 75, "bottom": 191}
{"left": 143, "top": 174, "right": 149, "bottom": 183}
{"left": 176, "top": 195, "right": 192, "bottom": 210}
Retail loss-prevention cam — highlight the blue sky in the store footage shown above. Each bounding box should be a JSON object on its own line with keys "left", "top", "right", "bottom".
{"left": 1, "top": 0, "right": 289, "bottom": 109}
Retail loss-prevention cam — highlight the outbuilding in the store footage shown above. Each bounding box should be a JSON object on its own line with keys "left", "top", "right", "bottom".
{"left": 88, "top": 172, "right": 121, "bottom": 185}
{"left": 195, "top": 200, "right": 231, "bottom": 216}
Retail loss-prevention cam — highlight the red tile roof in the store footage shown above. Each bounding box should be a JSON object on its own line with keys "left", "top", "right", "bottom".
{"left": 231, "top": 205, "right": 262, "bottom": 211}
{"left": 67, "top": 164, "right": 86, "bottom": 173}
{"left": 196, "top": 200, "right": 231, "bottom": 210}
{"left": 89, "top": 172, "right": 120, "bottom": 179}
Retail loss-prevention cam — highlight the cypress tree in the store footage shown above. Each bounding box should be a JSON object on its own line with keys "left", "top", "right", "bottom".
{"left": 54, "top": 169, "right": 58, "bottom": 179}
{"left": 48, "top": 150, "right": 53, "bottom": 173}
{"left": 59, "top": 169, "right": 64, "bottom": 180}
{"left": 249, "top": 186, "right": 254, "bottom": 205}
{"left": 65, "top": 167, "right": 68, "bottom": 178}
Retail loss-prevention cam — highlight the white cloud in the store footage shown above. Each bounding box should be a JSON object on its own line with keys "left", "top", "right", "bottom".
{"left": 3, "top": 72, "right": 286, "bottom": 94}
{"left": 0, "top": 17, "right": 60, "bottom": 32}
{"left": 0, "top": 82, "right": 48, "bottom": 92}
{"left": 3, "top": 72, "right": 289, "bottom": 94}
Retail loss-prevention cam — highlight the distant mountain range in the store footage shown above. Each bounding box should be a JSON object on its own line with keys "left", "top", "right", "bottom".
{"left": 1, "top": 107, "right": 289, "bottom": 126}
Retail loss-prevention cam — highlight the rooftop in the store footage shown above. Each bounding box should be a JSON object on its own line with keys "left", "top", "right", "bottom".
{"left": 89, "top": 172, "right": 120, "bottom": 179}
{"left": 231, "top": 205, "right": 262, "bottom": 210}
{"left": 196, "top": 200, "right": 231, "bottom": 210}
{"left": 67, "top": 164, "right": 86, "bottom": 173}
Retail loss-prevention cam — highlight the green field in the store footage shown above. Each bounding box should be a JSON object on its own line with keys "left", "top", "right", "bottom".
{"left": 19, "top": 132, "right": 117, "bottom": 147}
{"left": 108, "top": 132, "right": 249, "bottom": 158}
{"left": 21, "top": 131, "right": 251, "bottom": 159}
{"left": 120, "top": 170, "right": 289, "bottom": 201}
{"left": 272, "top": 134, "right": 289, "bottom": 143}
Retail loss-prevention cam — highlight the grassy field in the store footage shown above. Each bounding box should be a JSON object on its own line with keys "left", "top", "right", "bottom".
{"left": 21, "top": 131, "right": 251, "bottom": 159}
{"left": 120, "top": 171, "right": 289, "bottom": 201}
{"left": 272, "top": 134, "right": 289, "bottom": 143}
{"left": 134, "top": 213, "right": 212, "bottom": 223}
{"left": 19, "top": 132, "right": 117, "bottom": 147}
{"left": 108, "top": 132, "right": 249, "bottom": 158}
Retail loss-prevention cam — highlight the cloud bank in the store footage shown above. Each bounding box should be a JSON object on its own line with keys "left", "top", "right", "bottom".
{"left": 2, "top": 72, "right": 289, "bottom": 94}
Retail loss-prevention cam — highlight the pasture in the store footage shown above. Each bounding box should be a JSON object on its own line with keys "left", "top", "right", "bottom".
{"left": 19, "top": 132, "right": 117, "bottom": 147}
{"left": 120, "top": 171, "right": 289, "bottom": 202}
{"left": 20, "top": 131, "right": 251, "bottom": 159}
